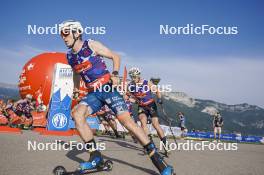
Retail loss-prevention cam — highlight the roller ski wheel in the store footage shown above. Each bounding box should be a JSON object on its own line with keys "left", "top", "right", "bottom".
{"left": 53, "top": 160, "right": 113, "bottom": 175}
{"left": 104, "top": 160, "right": 113, "bottom": 171}
{"left": 53, "top": 166, "right": 67, "bottom": 175}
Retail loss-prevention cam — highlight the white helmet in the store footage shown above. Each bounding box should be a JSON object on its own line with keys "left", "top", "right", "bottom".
{"left": 60, "top": 20, "right": 83, "bottom": 48}
{"left": 26, "top": 94, "right": 33, "bottom": 100}
{"left": 129, "top": 67, "right": 141, "bottom": 77}
{"left": 60, "top": 20, "right": 83, "bottom": 34}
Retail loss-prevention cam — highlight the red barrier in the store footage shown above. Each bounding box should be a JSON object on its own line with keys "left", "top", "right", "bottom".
{"left": 0, "top": 126, "right": 22, "bottom": 134}
{"left": 40, "top": 130, "right": 74, "bottom": 136}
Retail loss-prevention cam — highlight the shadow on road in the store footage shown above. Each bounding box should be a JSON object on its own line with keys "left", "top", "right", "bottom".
{"left": 97, "top": 137, "right": 144, "bottom": 153}
{"left": 60, "top": 141, "right": 159, "bottom": 175}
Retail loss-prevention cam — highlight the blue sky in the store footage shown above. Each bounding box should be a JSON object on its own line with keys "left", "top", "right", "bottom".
{"left": 0, "top": 0, "right": 264, "bottom": 107}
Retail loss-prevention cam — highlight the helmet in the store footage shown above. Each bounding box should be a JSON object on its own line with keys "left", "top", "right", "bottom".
{"left": 26, "top": 94, "right": 33, "bottom": 100}
{"left": 60, "top": 20, "right": 83, "bottom": 34}
{"left": 60, "top": 20, "right": 83, "bottom": 49}
{"left": 128, "top": 67, "right": 141, "bottom": 77}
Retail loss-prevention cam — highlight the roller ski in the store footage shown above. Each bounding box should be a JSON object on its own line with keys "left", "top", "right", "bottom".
{"left": 54, "top": 147, "right": 113, "bottom": 175}
{"left": 53, "top": 159, "right": 113, "bottom": 175}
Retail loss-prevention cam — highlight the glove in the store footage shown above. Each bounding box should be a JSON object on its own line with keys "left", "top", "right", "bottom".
{"left": 157, "top": 98, "right": 163, "bottom": 104}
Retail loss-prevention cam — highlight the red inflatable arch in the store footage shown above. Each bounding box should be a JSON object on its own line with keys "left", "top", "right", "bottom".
{"left": 18, "top": 52, "right": 68, "bottom": 106}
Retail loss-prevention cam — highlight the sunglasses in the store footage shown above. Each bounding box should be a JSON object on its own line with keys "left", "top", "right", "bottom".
{"left": 60, "top": 29, "right": 71, "bottom": 37}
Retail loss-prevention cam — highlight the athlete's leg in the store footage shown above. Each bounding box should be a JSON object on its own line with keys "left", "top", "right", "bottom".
{"left": 218, "top": 127, "right": 222, "bottom": 140}
{"left": 214, "top": 127, "right": 217, "bottom": 140}
{"left": 108, "top": 119, "right": 122, "bottom": 138}
{"left": 138, "top": 113, "right": 149, "bottom": 135}
{"left": 151, "top": 116, "right": 169, "bottom": 154}
{"left": 151, "top": 116, "right": 165, "bottom": 139}
{"left": 72, "top": 104, "right": 94, "bottom": 142}
{"left": 102, "top": 121, "right": 111, "bottom": 134}
{"left": 117, "top": 112, "right": 173, "bottom": 174}
{"left": 180, "top": 128, "right": 183, "bottom": 138}
{"left": 117, "top": 111, "right": 149, "bottom": 145}
{"left": 72, "top": 104, "right": 104, "bottom": 170}
{"left": 72, "top": 92, "right": 105, "bottom": 171}
{"left": 106, "top": 90, "right": 174, "bottom": 174}
{"left": 149, "top": 102, "right": 167, "bottom": 145}
{"left": 108, "top": 119, "right": 117, "bottom": 131}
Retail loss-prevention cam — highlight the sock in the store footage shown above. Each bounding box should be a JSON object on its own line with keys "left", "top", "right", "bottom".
{"left": 161, "top": 137, "right": 168, "bottom": 151}
{"left": 161, "top": 137, "right": 167, "bottom": 145}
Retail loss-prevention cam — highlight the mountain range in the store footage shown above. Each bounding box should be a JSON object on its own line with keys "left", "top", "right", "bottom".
{"left": 159, "top": 92, "right": 264, "bottom": 136}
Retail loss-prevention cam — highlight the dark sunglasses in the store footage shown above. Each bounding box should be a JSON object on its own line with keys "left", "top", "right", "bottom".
{"left": 60, "top": 29, "right": 71, "bottom": 37}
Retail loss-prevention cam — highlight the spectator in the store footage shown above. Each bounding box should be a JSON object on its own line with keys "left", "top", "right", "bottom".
{"left": 213, "top": 112, "right": 224, "bottom": 142}
{"left": 0, "top": 99, "right": 8, "bottom": 125}
{"left": 177, "top": 112, "right": 188, "bottom": 138}
{"left": 13, "top": 94, "right": 34, "bottom": 129}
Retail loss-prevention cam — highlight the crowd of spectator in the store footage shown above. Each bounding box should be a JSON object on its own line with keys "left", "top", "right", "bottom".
{"left": 0, "top": 94, "right": 47, "bottom": 129}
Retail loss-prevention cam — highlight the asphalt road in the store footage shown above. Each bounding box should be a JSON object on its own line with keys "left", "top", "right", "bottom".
{"left": 0, "top": 130, "right": 264, "bottom": 175}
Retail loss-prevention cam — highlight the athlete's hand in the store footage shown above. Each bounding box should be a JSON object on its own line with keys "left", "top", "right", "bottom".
{"left": 72, "top": 88, "right": 80, "bottom": 100}
{"left": 110, "top": 71, "right": 120, "bottom": 86}
{"left": 111, "top": 75, "right": 120, "bottom": 86}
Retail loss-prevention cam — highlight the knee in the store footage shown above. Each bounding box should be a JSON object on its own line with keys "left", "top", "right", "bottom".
{"left": 139, "top": 117, "right": 147, "bottom": 126}
{"left": 152, "top": 119, "right": 159, "bottom": 127}
{"left": 72, "top": 108, "right": 86, "bottom": 124}
{"left": 141, "top": 121, "right": 148, "bottom": 128}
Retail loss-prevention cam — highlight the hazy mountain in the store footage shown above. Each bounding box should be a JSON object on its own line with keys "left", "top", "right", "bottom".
{"left": 160, "top": 92, "right": 264, "bottom": 136}
{"left": 0, "top": 82, "right": 19, "bottom": 101}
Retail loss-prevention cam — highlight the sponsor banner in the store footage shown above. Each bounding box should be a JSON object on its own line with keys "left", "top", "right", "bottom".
{"left": 32, "top": 111, "right": 47, "bottom": 127}
{"left": 47, "top": 63, "right": 73, "bottom": 131}
{"left": 186, "top": 132, "right": 264, "bottom": 143}
{"left": 50, "top": 63, "right": 74, "bottom": 101}
{"left": 241, "top": 136, "right": 264, "bottom": 143}
{"left": 47, "top": 89, "right": 71, "bottom": 131}
{"left": 68, "top": 117, "right": 100, "bottom": 130}
{"left": 134, "top": 122, "right": 182, "bottom": 137}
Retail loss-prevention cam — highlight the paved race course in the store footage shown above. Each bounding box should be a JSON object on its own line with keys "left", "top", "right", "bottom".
{"left": 0, "top": 130, "right": 264, "bottom": 175}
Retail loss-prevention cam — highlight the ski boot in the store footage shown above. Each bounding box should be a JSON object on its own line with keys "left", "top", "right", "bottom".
{"left": 161, "top": 166, "right": 175, "bottom": 175}
{"left": 144, "top": 141, "right": 175, "bottom": 175}
{"left": 79, "top": 152, "right": 104, "bottom": 172}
